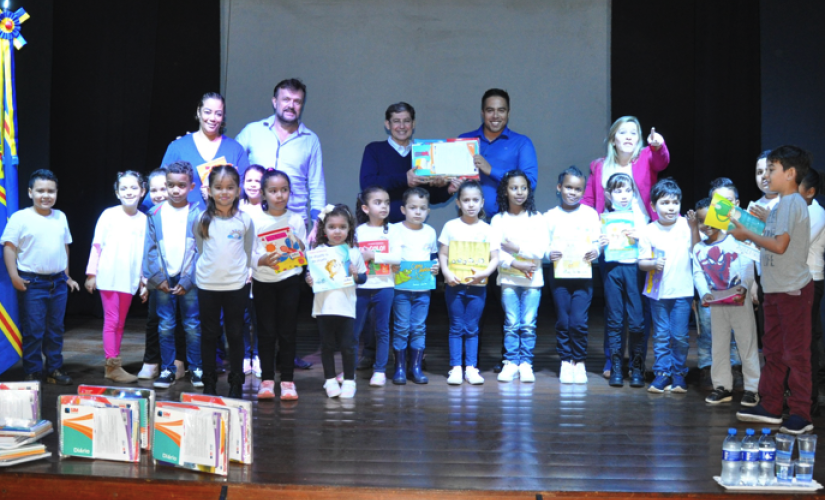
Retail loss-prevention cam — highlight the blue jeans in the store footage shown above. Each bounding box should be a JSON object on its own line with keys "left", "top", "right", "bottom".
{"left": 393, "top": 290, "right": 430, "bottom": 351}
{"left": 551, "top": 278, "right": 592, "bottom": 362}
{"left": 696, "top": 302, "right": 741, "bottom": 369}
{"left": 156, "top": 275, "right": 201, "bottom": 372}
{"left": 650, "top": 297, "right": 692, "bottom": 377}
{"left": 445, "top": 284, "right": 486, "bottom": 367}
{"left": 18, "top": 271, "right": 68, "bottom": 375}
{"left": 354, "top": 287, "right": 393, "bottom": 372}
{"left": 501, "top": 285, "right": 541, "bottom": 365}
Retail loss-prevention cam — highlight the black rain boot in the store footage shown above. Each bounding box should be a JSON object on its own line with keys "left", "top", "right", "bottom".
{"left": 392, "top": 349, "right": 407, "bottom": 385}
{"left": 202, "top": 371, "right": 218, "bottom": 396}
{"left": 228, "top": 371, "right": 245, "bottom": 399}
{"left": 409, "top": 349, "right": 429, "bottom": 384}
{"left": 629, "top": 355, "right": 645, "bottom": 388}
{"left": 609, "top": 354, "right": 624, "bottom": 387}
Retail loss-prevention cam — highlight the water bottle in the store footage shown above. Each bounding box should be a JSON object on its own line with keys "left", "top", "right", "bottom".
{"left": 757, "top": 428, "right": 776, "bottom": 486}
{"left": 721, "top": 428, "right": 741, "bottom": 485}
{"left": 740, "top": 428, "right": 759, "bottom": 486}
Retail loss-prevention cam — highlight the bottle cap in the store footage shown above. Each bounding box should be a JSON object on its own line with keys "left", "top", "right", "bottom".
{"left": 762, "top": 428, "right": 771, "bottom": 435}
{"left": 746, "top": 429, "right": 755, "bottom": 435}
{"left": 728, "top": 428, "right": 737, "bottom": 435}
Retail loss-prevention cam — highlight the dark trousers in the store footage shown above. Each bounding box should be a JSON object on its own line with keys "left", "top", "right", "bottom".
{"left": 199, "top": 285, "right": 250, "bottom": 376}
{"left": 603, "top": 262, "right": 645, "bottom": 357}
{"left": 811, "top": 280, "right": 823, "bottom": 407}
{"left": 18, "top": 271, "right": 68, "bottom": 375}
{"left": 318, "top": 315, "right": 355, "bottom": 380}
{"left": 550, "top": 277, "right": 592, "bottom": 362}
{"left": 253, "top": 276, "right": 301, "bottom": 382}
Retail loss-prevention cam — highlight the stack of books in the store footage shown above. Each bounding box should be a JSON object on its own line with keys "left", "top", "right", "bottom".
{"left": 0, "top": 381, "right": 53, "bottom": 466}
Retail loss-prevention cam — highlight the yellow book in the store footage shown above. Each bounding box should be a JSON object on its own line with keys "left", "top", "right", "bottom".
{"left": 448, "top": 241, "right": 490, "bottom": 284}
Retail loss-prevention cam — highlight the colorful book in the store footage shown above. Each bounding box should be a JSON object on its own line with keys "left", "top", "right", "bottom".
{"left": 180, "top": 393, "right": 252, "bottom": 465}
{"left": 394, "top": 260, "right": 436, "bottom": 290}
{"left": 0, "top": 444, "right": 51, "bottom": 466}
{"left": 600, "top": 212, "right": 638, "bottom": 262}
{"left": 258, "top": 226, "right": 306, "bottom": 272}
{"left": 552, "top": 231, "right": 593, "bottom": 279}
{"left": 153, "top": 401, "right": 229, "bottom": 476}
{"left": 706, "top": 286, "right": 747, "bottom": 306}
{"left": 412, "top": 138, "right": 480, "bottom": 178}
{"left": 359, "top": 240, "right": 390, "bottom": 276}
{"left": 705, "top": 192, "right": 766, "bottom": 234}
{"left": 0, "top": 419, "right": 52, "bottom": 440}
{"left": 195, "top": 156, "right": 228, "bottom": 184}
{"left": 0, "top": 381, "right": 41, "bottom": 421}
{"left": 499, "top": 255, "right": 537, "bottom": 280}
{"left": 307, "top": 245, "right": 354, "bottom": 293}
{"left": 643, "top": 249, "right": 666, "bottom": 300}
{"left": 447, "top": 241, "right": 490, "bottom": 284}
{"left": 59, "top": 395, "right": 139, "bottom": 463}
{"left": 77, "top": 385, "right": 154, "bottom": 450}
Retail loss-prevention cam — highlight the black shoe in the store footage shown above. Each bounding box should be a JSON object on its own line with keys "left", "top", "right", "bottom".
{"left": 732, "top": 365, "right": 744, "bottom": 392}
{"left": 493, "top": 364, "right": 503, "bottom": 374}
{"left": 227, "top": 371, "right": 244, "bottom": 399}
{"left": 294, "top": 356, "right": 312, "bottom": 370}
{"left": 609, "top": 354, "right": 624, "bottom": 387}
{"left": 629, "top": 356, "right": 645, "bottom": 388}
{"left": 392, "top": 349, "right": 407, "bottom": 385}
{"left": 780, "top": 415, "right": 814, "bottom": 435}
{"left": 24, "top": 371, "right": 42, "bottom": 382}
{"left": 357, "top": 356, "right": 375, "bottom": 371}
{"left": 705, "top": 387, "right": 733, "bottom": 404}
{"left": 741, "top": 391, "right": 759, "bottom": 408}
{"left": 737, "top": 403, "right": 782, "bottom": 424}
{"left": 153, "top": 369, "right": 176, "bottom": 389}
{"left": 409, "top": 349, "right": 429, "bottom": 384}
{"left": 46, "top": 369, "right": 72, "bottom": 385}
{"left": 699, "top": 366, "right": 713, "bottom": 391}
{"left": 202, "top": 371, "right": 218, "bottom": 396}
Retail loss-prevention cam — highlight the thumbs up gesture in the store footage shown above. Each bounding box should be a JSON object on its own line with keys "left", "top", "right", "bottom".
{"left": 647, "top": 127, "right": 663, "bottom": 149}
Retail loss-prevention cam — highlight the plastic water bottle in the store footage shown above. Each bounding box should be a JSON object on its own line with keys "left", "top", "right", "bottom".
{"left": 740, "top": 429, "right": 759, "bottom": 486}
{"left": 758, "top": 428, "right": 776, "bottom": 486}
{"left": 721, "top": 428, "right": 741, "bottom": 485}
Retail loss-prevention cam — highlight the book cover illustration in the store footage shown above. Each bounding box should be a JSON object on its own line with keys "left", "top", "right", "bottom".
{"left": 643, "top": 249, "right": 666, "bottom": 300}
{"left": 258, "top": 226, "right": 306, "bottom": 272}
{"left": 358, "top": 239, "right": 390, "bottom": 276}
{"left": 195, "top": 156, "right": 228, "bottom": 184}
{"left": 412, "top": 138, "right": 480, "bottom": 178}
{"left": 705, "top": 192, "right": 766, "bottom": 235}
{"left": 153, "top": 401, "right": 228, "bottom": 476}
{"left": 180, "top": 393, "right": 253, "bottom": 465}
{"left": 500, "top": 255, "right": 536, "bottom": 280}
{"left": 551, "top": 230, "right": 593, "bottom": 279}
{"left": 394, "top": 260, "right": 436, "bottom": 290}
{"left": 600, "top": 212, "right": 638, "bottom": 262}
{"left": 307, "top": 245, "right": 354, "bottom": 293}
{"left": 59, "top": 396, "right": 138, "bottom": 463}
{"left": 448, "top": 241, "right": 490, "bottom": 285}
{"left": 77, "top": 385, "right": 154, "bottom": 450}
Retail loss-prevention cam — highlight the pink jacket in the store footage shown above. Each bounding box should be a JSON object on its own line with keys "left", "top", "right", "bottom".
{"left": 582, "top": 142, "right": 670, "bottom": 220}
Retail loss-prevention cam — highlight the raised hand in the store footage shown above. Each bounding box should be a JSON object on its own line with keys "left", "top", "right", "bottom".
{"left": 647, "top": 127, "right": 664, "bottom": 149}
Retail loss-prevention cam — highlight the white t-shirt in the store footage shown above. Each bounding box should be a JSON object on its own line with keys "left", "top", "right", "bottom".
{"left": 251, "top": 209, "right": 307, "bottom": 283}
{"left": 356, "top": 223, "right": 400, "bottom": 289}
{"left": 1, "top": 207, "right": 71, "bottom": 274}
{"left": 393, "top": 222, "right": 438, "bottom": 292}
{"left": 311, "top": 245, "right": 367, "bottom": 318}
{"left": 807, "top": 199, "right": 825, "bottom": 281}
{"left": 160, "top": 203, "right": 190, "bottom": 277}
{"left": 545, "top": 205, "right": 602, "bottom": 267}
{"left": 490, "top": 211, "right": 547, "bottom": 288}
{"left": 438, "top": 218, "right": 501, "bottom": 287}
{"left": 240, "top": 200, "right": 264, "bottom": 218}
{"left": 87, "top": 206, "right": 146, "bottom": 294}
{"left": 195, "top": 211, "right": 255, "bottom": 291}
{"left": 638, "top": 217, "right": 694, "bottom": 299}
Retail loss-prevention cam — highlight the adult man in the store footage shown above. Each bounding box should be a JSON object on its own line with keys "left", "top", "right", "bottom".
{"left": 236, "top": 78, "right": 325, "bottom": 223}
{"left": 457, "top": 88, "right": 538, "bottom": 218}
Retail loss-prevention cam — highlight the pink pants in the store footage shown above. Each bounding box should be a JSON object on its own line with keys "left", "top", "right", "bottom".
{"left": 101, "top": 290, "right": 133, "bottom": 358}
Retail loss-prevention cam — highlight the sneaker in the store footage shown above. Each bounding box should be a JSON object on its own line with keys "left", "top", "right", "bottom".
{"left": 279, "top": 381, "right": 298, "bottom": 401}
{"left": 336, "top": 372, "right": 344, "bottom": 384}
{"left": 190, "top": 368, "right": 204, "bottom": 388}
{"left": 294, "top": 356, "right": 313, "bottom": 370}
{"left": 465, "top": 366, "right": 484, "bottom": 385}
{"left": 243, "top": 357, "right": 252, "bottom": 375}
{"left": 779, "top": 415, "right": 814, "bottom": 435}
{"left": 736, "top": 403, "right": 782, "bottom": 425}
{"left": 741, "top": 391, "right": 759, "bottom": 407}
{"left": 669, "top": 374, "right": 687, "bottom": 393}
{"left": 518, "top": 363, "right": 535, "bottom": 383}
{"left": 154, "top": 370, "right": 176, "bottom": 389}
{"left": 705, "top": 387, "right": 733, "bottom": 404}
{"left": 24, "top": 371, "right": 42, "bottom": 382}
{"left": 497, "top": 361, "right": 520, "bottom": 382}
{"left": 699, "top": 366, "right": 713, "bottom": 391}
{"left": 573, "top": 362, "right": 588, "bottom": 384}
{"left": 252, "top": 356, "right": 262, "bottom": 378}
{"left": 174, "top": 360, "right": 185, "bottom": 380}
{"left": 370, "top": 372, "right": 386, "bottom": 386}
{"left": 447, "top": 366, "right": 463, "bottom": 385}
{"left": 340, "top": 380, "right": 356, "bottom": 398}
{"left": 46, "top": 369, "right": 72, "bottom": 385}
{"left": 257, "top": 380, "right": 276, "bottom": 399}
{"left": 559, "top": 360, "right": 575, "bottom": 384}
{"left": 324, "top": 378, "right": 341, "bottom": 398}
{"left": 137, "top": 363, "right": 159, "bottom": 380}
{"left": 648, "top": 373, "right": 670, "bottom": 393}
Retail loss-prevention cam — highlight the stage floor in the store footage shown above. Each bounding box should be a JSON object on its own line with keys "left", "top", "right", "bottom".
{"left": 2, "top": 299, "right": 825, "bottom": 499}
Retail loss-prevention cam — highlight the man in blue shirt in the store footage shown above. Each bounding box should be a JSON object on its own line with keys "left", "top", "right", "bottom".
{"left": 457, "top": 89, "right": 538, "bottom": 219}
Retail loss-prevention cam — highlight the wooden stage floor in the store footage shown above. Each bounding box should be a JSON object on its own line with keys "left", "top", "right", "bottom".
{"left": 2, "top": 297, "right": 825, "bottom": 499}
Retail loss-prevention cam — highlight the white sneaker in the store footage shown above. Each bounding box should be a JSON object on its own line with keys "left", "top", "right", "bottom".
{"left": 252, "top": 356, "right": 261, "bottom": 378}
{"left": 370, "top": 372, "right": 386, "bottom": 386}
{"left": 447, "top": 366, "right": 463, "bottom": 385}
{"left": 465, "top": 366, "right": 484, "bottom": 385}
{"left": 243, "top": 357, "right": 252, "bottom": 375}
{"left": 573, "top": 361, "right": 588, "bottom": 384}
{"left": 137, "top": 363, "right": 159, "bottom": 380}
{"left": 559, "top": 360, "right": 574, "bottom": 384}
{"left": 497, "top": 361, "right": 520, "bottom": 382}
{"left": 324, "top": 378, "right": 341, "bottom": 398}
{"left": 336, "top": 372, "right": 344, "bottom": 384}
{"left": 340, "top": 380, "right": 356, "bottom": 398}
{"left": 519, "top": 363, "right": 535, "bottom": 383}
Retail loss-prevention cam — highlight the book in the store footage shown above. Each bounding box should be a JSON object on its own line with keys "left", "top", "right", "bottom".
{"left": 307, "top": 245, "right": 354, "bottom": 293}
{"left": 551, "top": 230, "right": 593, "bottom": 279}
{"left": 195, "top": 156, "right": 228, "bottom": 184}
{"left": 77, "top": 385, "right": 155, "bottom": 450}
{"left": 0, "top": 431, "right": 53, "bottom": 450}
{"left": 412, "top": 138, "right": 480, "bottom": 178}
{"left": 0, "top": 444, "right": 51, "bottom": 466}
{"left": 447, "top": 241, "right": 490, "bottom": 284}
{"left": 258, "top": 226, "right": 306, "bottom": 272}
{"left": 394, "top": 260, "right": 436, "bottom": 290}
{"left": 0, "top": 419, "right": 52, "bottom": 439}
{"left": 59, "top": 395, "right": 139, "bottom": 463}
{"left": 358, "top": 239, "right": 390, "bottom": 276}
{"left": 66, "top": 394, "right": 148, "bottom": 452}
{"left": 706, "top": 286, "right": 747, "bottom": 306}
{"left": 0, "top": 381, "right": 41, "bottom": 421}
{"left": 180, "top": 393, "right": 252, "bottom": 464}
{"left": 499, "top": 255, "right": 536, "bottom": 280}
{"left": 643, "top": 249, "right": 666, "bottom": 300}
{"left": 600, "top": 212, "right": 638, "bottom": 262}
{"left": 705, "top": 192, "right": 766, "bottom": 234}
{"left": 153, "top": 401, "right": 229, "bottom": 476}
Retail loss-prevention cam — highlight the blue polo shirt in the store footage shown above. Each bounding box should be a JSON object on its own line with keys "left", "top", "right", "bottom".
{"left": 458, "top": 125, "right": 537, "bottom": 218}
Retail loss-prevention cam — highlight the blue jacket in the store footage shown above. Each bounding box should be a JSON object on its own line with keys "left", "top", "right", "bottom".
{"left": 143, "top": 202, "right": 202, "bottom": 291}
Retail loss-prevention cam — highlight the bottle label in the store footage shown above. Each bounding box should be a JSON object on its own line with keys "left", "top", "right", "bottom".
{"left": 759, "top": 450, "right": 776, "bottom": 462}
{"left": 743, "top": 450, "right": 759, "bottom": 462}
{"left": 722, "top": 450, "right": 741, "bottom": 461}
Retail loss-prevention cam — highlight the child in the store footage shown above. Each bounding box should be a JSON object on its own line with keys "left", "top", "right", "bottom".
{"left": 438, "top": 180, "right": 500, "bottom": 385}
{"left": 692, "top": 197, "right": 760, "bottom": 406}
{"left": 750, "top": 151, "right": 781, "bottom": 222}
{"left": 392, "top": 187, "right": 439, "bottom": 385}
{"left": 731, "top": 145, "right": 814, "bottom": 434}
{"left": 251, "top": 169, "right": 306, "bottom": 400}
{"left": 85, "top": 171, "right": 147, "bottom": 383}
{"left": 144, "top": 161, "right": 204, "bottom": 389}
{"left": 195, "top": 165, "right": 255, "bottom": 398}
{"left": 306, "top": 204, "right": 367, "bottom": 398}
{"left": 1, "top": 169, "right": 80, "bottom": 384}
{"left": 546, "top": 167, "right": 600, "bottom": 384}
{"left": 354, "top": 186, "right": 400, "bottom": 387}
{"left": 239, "top": 164, "right": 266, "bottom": 377}
{"left": 597, "top": 173, "right": 648, "bottom": 387}
{"left": 490, "top": 169, "right": 547, "bottom": 383}
{"left": 638, "top": 178, "right": 699, "bottom": 393}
